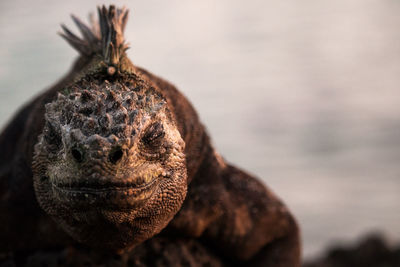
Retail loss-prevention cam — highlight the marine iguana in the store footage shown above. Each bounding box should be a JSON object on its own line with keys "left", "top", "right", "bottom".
{"left": 0, "top": 5, "right": 300, "bottom": 266}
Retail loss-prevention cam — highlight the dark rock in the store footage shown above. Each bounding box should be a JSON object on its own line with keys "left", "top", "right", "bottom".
{"left": 304, "top": 233, "right": 400, "bottom": 267}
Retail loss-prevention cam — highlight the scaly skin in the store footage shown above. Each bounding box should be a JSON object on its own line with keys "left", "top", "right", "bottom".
{"left": 0, "top": 5, "right": 300, "bottom": 266}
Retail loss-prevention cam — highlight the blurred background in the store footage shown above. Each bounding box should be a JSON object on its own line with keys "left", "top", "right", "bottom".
{"left": 0, "top": 0, "right": 399, "bottom": 260}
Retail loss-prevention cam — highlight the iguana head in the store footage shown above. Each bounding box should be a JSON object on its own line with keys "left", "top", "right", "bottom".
{"left": 32, "top": 6, "right": 187, "bottom": 252}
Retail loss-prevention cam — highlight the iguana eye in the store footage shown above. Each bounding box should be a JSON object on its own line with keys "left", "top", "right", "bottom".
{"left": 142, "top": 122, "right": 165, "bottom": 146}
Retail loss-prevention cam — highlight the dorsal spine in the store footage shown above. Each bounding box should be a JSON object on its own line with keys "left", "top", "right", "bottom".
{"left": 60, "top": 5, "right": 129, "bottom": 68}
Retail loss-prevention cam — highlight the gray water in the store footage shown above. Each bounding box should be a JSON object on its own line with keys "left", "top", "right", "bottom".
{"left": 1, "top": 0, "right": 399, "bottom": 259}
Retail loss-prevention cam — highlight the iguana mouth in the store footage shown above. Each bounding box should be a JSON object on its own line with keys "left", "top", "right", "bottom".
{"left": 50, "top": 175, "right": 159, "bottom": 208}
{"left": 52, "top": 175, "right": 158, "bottom": 191}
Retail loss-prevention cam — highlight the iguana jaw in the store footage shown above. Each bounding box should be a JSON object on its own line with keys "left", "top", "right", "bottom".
{"left": 49, "top": 173, "right": 160, "bottom": 209}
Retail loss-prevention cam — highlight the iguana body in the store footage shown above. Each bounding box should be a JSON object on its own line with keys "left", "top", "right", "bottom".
{"left": 0, "top": 6, "right": 300, "bottom": 266}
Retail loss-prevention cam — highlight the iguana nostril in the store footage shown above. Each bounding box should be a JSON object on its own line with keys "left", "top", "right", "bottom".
{"left": 71, "top": 148, "right": 84, "bottom": 163}
{"left": 109, "top": 147, "right": 123, "bottom": 164}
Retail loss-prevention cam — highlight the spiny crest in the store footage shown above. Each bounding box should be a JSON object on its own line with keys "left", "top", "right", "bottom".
{"left": 60, "top": 5, "right": 129, "bottom": 68}
{"left": 44, "top": 78, "right": 165, "bottom": 143}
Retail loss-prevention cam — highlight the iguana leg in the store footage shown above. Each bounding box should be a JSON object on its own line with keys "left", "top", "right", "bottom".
{"left": 170, "top": 151, "right": 301, "bottom": 266}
